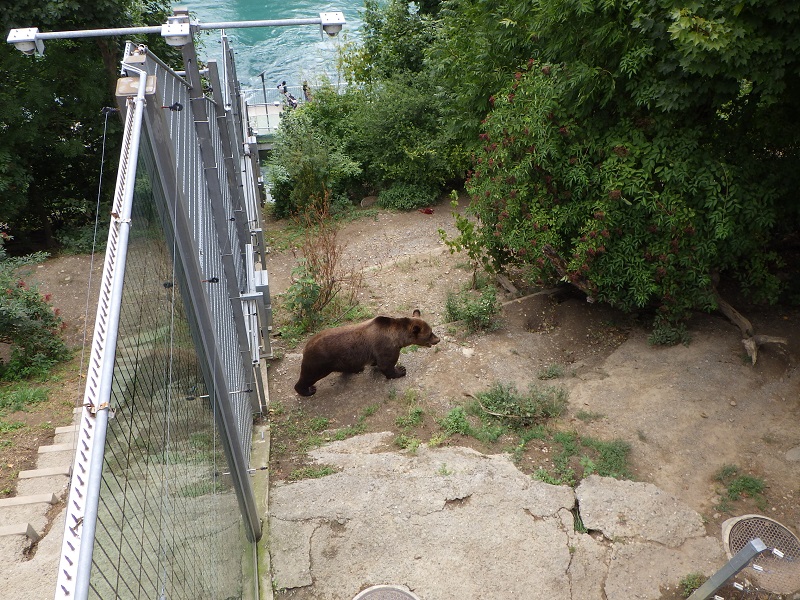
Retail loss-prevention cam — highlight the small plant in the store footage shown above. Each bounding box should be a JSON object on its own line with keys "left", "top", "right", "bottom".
{"left": 469, "top": 382, "right": 567, "bottom": 428}
{"left": 376, "top": 182, "right": 437, "bottom": 211}
{"left": 714, "top": 464, "right": 766, "bottom": 510}
{"left": 288, "top": 465, "right": 337, "bottom": 481}
{"left": 445, "top": 285, "right": 501, "bottom": 333}
{"left": 396, "top": 406, "right": 424, "bottom": 429}
{"left": 437, "top": 463, "right": 453, "bottom": 476}
{"left": 648, "top": 321, "right": 691, "bottom": 347}
{"left": 438, "top": 406, "right": 473, "bottom": 436}
{"left": 308, "top": 416, "right": 331, "bottom": 432}
{"left": 679, "top": 572, "right": 705, "bottom": 597}
{"left": 394, "top": 434, "right": 421, "bottom": 453}
{"left": 537, "top": 364, "right": 565, "bottom": 380}
{"left": 0, "top": 420, "right": 25, "bottom": 434}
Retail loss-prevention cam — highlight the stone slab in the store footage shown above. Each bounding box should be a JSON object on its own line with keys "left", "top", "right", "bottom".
{"left": 0, "top": 523, "right": 40, "bottom": 542}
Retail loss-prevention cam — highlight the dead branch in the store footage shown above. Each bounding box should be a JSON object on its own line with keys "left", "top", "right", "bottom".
{"left": 713, "top": 286, "right": 788, "bottom": 365}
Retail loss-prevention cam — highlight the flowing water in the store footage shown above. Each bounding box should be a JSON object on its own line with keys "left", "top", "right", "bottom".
{"left": 177, "top": 0, "right": 363, "bottom": 94}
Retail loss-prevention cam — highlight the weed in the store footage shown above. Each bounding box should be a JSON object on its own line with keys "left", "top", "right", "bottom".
{"left": 308, "top": 416, "right": 331, "bottom": 432}
{"left": 377, "top": 183, "right": 437, "bottom": 211}
{"left": 437, "top": 463, "right": 453, "bottom": 476}
{"left": 575, "top": 410, "right": 604, "bottom": 422}
{"left": 581, "top": 437, "right": 632, "bottom": 479}
{"left": 678, "top": 572, "right": 705, "bottom": 597}
{"left": 427, "top": 433, "right": 447, "bottom": 447}
{"left": 401, "top": 345, "right": 420, "bottom": 354}
{"left": 332, "top": 421, "right": 367, "bottom": 441}
{"left": 362, "top": 404, "right": 379, "bottom": 418}
{"left": 0, "top": 420, "right": 24, "bottom": 434}
{"left": 714, "top": 465, "right": 767, "bottom": 512}
{"left": 648, "top": 322, "right": 691, "bottom": 346}
{"left": 537, "top": 364, "right": 565, "bottom": 380}
{"left": 444, "top": 285, "right": 501, "bottom": 333}
{"left": 0, "top": 385, "right": 49, "bottom": 415}
{"left": 288, "top": 465, "right": 337, "bottom": 481}
{"left": 396, "top": 406, "right": 424, "bottom": 429}
{"left": 470, "top": 382, "right": 567, "bottom": 429}
{"left": 394, "top": 434, "right": 421, "bottom": 453}
{"left": 402, "top": 389, "right": 419, "bottom": 405}
{"left": 438, "top": 407, "right": 472, "bottom": 436}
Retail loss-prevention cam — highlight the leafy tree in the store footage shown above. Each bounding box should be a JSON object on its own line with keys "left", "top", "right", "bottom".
{"left": 0, "top": 0, "right": 174, "bottom": 252}
{"left": 444, "top": 0, "right": 800, "bottom": 333}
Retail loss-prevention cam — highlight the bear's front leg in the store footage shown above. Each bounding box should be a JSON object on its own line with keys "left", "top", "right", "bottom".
{"left": 378, "top": 363, "right": 406, "bottom": 379}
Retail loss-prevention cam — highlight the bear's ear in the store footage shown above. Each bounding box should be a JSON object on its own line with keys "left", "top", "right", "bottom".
{"left": 412, "top": 309, "right": 421, "bottom": 318}
{"left": 411, "top": 324, "right": 421, "bottom": 335}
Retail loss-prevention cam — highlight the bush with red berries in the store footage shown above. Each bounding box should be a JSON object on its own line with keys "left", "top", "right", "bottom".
{"left": 0, "top": 225, "right": 70, "bottom": 380}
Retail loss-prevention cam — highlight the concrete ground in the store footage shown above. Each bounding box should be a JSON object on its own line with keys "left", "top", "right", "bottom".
{"left": 266, "top": 432, "right": 727, "bottom": 600}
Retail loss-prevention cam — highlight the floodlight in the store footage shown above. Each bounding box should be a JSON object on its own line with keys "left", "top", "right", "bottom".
{"left": 320, "top": 12, "right": 345, "bottom": 37}
{"left": 7, "top": 28, "right": 44, "bottom": 56}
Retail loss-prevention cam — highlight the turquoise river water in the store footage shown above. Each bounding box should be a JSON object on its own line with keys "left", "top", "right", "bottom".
{"left": 175, "top": 0, "right": 363, "bottom": 94}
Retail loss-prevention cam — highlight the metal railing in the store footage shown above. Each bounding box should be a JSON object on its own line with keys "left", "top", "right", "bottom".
{"left": 53, "top": 31, "right": 272, "bottom": 600}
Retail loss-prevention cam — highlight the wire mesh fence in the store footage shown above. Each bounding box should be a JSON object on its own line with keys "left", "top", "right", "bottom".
{"left": 56, "top": 30, "right": 270, "bottom": 599}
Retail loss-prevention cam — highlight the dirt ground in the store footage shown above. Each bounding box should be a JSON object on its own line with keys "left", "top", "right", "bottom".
{"left": 262, "top": 196, "right": 800, "bottom": 570}
{"left": 0, "top": 255, "right": 103, "bottom": 500}
{"left": 3, "top": 198, "right": 799, "bottom": 597}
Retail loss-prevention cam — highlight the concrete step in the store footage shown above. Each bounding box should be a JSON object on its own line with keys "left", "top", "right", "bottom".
{"left": 0, "top": 522, "right": 41, "bottom": 542}
{"left": 18, "top": 466, "right": 71, "bottom": 479}
{"left": 0, "top": 494, "right": 58, "bottom": 530}
{"left": 0, "top": 493, "right": 58, "bottom": 509}
{"left": 37, "top": 443, "right": 76, "bottom": 454}
{"left": 54, "top": 425, "right": 78, "bottom": 435}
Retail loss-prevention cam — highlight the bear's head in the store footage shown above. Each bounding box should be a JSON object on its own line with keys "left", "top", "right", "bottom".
{"left": 410, "top": 309, "right": 440, "bottom": 347}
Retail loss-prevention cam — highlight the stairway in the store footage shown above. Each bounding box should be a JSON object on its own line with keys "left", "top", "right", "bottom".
{"left": 0, "top": 408, "right": 79, "bottom": 561}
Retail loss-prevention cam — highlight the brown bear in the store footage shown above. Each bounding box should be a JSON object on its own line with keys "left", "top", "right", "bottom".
{"left": 294, "top": 310, "right": 439, "bottom": 396}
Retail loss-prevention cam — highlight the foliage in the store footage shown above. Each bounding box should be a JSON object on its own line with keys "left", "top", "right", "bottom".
{"left": 0, "top": 226, "right": 70, "bottom": 380}
{"left": 0, "top": 0, "right": 175, "bottom": 252}
{"left": 448, "top": 54, "right": 790, "bottom": 330}
{"left": 437, "top": 406, "right": 472, "bottom": 436}
{"left": 444, "top": 284, "right": 500, "bottom": 332}
{"left": 377, "top": 182, "right": 437, "bottom": 211}
{"left": 679, "top": 572, "right": 705, "bottom": 598}
{"left": 268, "top": 108, "right": 361, "bottom": 219}
{"left": 279, "top": 198, "right": 364, "bottom": 338}
{"left": 714, "top": 464, "right": 766, "bottom": 510}
{"left": 0, "top": 384, "right": 49, "bottom": 414}
{"left": 468, "top": 382, "right": 567, "bottom": 429}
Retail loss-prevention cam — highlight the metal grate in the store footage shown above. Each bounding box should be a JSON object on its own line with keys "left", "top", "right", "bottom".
{"left": 723, "top": 515, "right": 800, "bottom": 594}
{"left": 352, "top": 585, "right": 422, "bottom": 600}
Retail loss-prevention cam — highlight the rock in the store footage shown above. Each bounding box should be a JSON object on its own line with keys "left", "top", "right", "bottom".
{"left": 576, "top": 475, "right": 706, "bottom": 547}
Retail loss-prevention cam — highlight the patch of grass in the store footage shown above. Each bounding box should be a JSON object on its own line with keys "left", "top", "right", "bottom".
{"left": 714, "top": 464, "right": 766, "bottom": 511}
{"left": 401, "top": 344, "right": 420, "bottom": 354}
{"left": 469, "top": 382, "right": 567, "bottom": 429}
{"left": 437, "top": 463, "right": 453, "bottom": 476}
{"left": 332, "top": 420, "right": 367, "bottom": 441}
{"left": 438, "top": 407, "right": 472, "bottom": 436}
{"left": 678, "top": 572, "right": 705, "bottom": 597}
{"left": 395, "top": 406, "right": 424, "bottom": 429}
{"left": 308, "top": 416, "right": 331, "bottom": 432}
{"left": 0, "top": 420, "right": 25, "bottom": 434}
{"left": 537, "top": 364, "right": 565, "bottom": 380}
{"left": 444, "top": 285, "right": 501, "bottom": 333}
{"left": 0, "top": 384, "right": 49, "bottom": 415}
{"left": 288, "top": 465, "right": 337, "bottom": 481}
{"left": 575, "top": 410, "right": 604, "bottom": 422}
{"left": 533, "top": 432, "right": 632, "bottom": 487}
{"left": 362, "top": 404, "right": 379, "bottom": 418}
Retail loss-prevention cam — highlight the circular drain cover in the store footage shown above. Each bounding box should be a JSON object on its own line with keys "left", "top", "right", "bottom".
{"left": 722, "top": 514, "right": 800, "bottom": 594}
{"left": 352, "top": 585, "right": 421, "bottom": 600}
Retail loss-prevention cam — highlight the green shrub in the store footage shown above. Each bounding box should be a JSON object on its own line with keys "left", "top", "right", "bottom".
{"left": 444, "top": 285, "right": 500, "bottom": 332}
{"left": 0, "top": 226, "right": 70, "bottom": 380}
{"left": 438, "top": 406, "right": 472, "bottom": 436}
{"left": 377, "top": 183, "right": 437, "bottom": 211}
{"left": 469, "top": 382, "right": 567, "bottom": 428}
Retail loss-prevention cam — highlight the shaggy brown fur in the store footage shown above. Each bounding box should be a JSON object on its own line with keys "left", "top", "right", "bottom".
{"left": 294, "top": 310, "right": 439, "bottom": 396}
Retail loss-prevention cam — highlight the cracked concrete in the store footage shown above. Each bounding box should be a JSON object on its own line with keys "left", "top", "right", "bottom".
{"left": 268, "top": 432, "right": 725, "bottom": 599}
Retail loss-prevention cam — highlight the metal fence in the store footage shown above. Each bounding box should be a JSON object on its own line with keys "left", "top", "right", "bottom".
{"left": 55, "top": 28, "right": 271, "bottom": 600}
